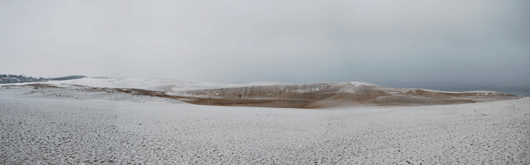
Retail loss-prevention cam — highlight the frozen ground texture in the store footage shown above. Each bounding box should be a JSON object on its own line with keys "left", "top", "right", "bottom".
{"left": 1, "top": 89, "right": 529, "bottom": 164}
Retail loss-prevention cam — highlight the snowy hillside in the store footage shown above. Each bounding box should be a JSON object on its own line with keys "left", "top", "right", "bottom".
{"left": 1, "top": 78, "right": 522, "bottom": 108}
{"left": 1, "top": 78, "right": 529, "bottom": 164}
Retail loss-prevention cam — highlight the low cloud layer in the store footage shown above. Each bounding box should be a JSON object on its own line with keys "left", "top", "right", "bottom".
{"left": 1, "top": 0, "right": 529, "bottom": 85}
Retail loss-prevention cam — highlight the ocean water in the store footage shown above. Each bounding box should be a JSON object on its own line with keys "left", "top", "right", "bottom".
{"left": 380, "top": 82, "right": 530, "bottom": 96}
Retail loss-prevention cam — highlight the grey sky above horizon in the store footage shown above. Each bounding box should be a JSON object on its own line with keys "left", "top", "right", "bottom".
{"left": 1, "top": 0, "right": 529, "bottom": 85}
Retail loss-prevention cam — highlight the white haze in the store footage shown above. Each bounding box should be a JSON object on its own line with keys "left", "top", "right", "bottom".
{"left": 1, "top": 0, "right": 529, "bottom": 85}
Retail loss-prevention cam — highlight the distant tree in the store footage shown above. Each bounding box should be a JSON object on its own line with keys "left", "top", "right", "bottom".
{"left": 49, "top": 75, "right": 87, "bottom": 81}
{"left": 0, "top": 74, "right": 86, "bottom": 84}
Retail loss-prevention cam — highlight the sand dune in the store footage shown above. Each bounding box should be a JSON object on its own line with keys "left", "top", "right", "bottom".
{"left": 179, "top": 82, "right": 521, "bottom": 108}
{"left": 1, "top": 78, "right": 528, "bottom": 164}
{"left": 1, "top": 78, "right": 521, "bottom": 108}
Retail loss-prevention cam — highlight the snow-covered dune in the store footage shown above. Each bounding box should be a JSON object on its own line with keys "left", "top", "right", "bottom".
{"left": 1, "top": 78, "right": 528, "bottom": 164}
{"left": 1, "top": 78, "right": 522, "bottom": 108}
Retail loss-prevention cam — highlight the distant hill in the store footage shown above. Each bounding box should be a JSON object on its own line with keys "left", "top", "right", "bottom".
{"left": 0, "top": 74, "right": 86, "bottom": 84}
{"left": 3, "top": 77, "right": 520, "bottom": 108}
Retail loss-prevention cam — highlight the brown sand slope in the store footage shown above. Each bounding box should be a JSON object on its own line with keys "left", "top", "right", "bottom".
{"left": 6, "top": 82, "right": 522, "bottom": 109}
{"left": 179, "top": 83, "right": 521, "bottom": 108}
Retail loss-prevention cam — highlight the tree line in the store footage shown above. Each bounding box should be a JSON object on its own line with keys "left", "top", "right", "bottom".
{"left": 0, "top": 74, "right": 87, "bottom": 84}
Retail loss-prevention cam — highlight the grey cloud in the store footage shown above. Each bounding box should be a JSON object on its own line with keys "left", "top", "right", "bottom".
{"left": 0, "top": 0, "right": 528, "bottom": 85}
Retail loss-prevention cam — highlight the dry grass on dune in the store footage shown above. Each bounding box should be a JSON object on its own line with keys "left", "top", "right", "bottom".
{"left": 5, "top": 83, "right": 522, "bottom": 109}
{"left": 180, "top": 85, "right": 521, "bottom": 108}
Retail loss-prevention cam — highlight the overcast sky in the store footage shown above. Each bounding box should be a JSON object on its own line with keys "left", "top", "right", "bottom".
{"left": 1, "top": 0, "right": 529, "bottom": 85}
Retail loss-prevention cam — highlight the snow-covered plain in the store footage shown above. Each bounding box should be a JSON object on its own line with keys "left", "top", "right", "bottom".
{"left": 10, "top": 78, "right": 300, "bottom": 93}
{"left": 1, "top": 86, "right": 529, "bottom": 164}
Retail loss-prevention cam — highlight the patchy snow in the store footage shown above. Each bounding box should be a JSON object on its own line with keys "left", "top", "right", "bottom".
{"left": 407, "top": 88, "right": 501, "bottom": 94}
{"left": 337, "top": 82, "right": 378, "bottom": 93}
{"left": 238, "top": 81, "right": 297, "bottom": 86}
{"left": 44, "top": 78, "right": 191, "bottom": 92}
{"left": 0, "top": 78, "right": 517, "bottom": 99}
{"left": 348, "top": 81, "right": 379, "bottom": 87}
{"left": 0, "top": 78, "right": 302, "bottom": 93}
{"left": 1, "top": 88, "right": 529, "bottom": 164}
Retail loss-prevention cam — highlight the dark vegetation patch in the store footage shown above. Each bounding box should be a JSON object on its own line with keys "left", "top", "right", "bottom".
{"left": 5, "top": 83, "right": 61, "bottom": 89}
{"left": 0, "top": 74, "right": 86, "bottom": 84}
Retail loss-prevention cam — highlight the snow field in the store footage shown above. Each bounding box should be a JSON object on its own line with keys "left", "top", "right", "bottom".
{"left": 21, "top": 86, "right": 182, "bottom": 104}
{"left": 1, "top": 89, "right": 529, "bottom": 164}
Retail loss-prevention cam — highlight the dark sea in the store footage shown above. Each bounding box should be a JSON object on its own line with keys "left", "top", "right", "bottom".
{"left": 378, "top": 82, "right": 530, "bottom": 96}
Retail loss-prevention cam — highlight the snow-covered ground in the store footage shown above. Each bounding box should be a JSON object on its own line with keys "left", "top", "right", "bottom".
{"left": 1, "top": 78, "right": 301, "bottom": 93}
{"left": 0, "top": 78, "right": 431, "bottom": 95}
{"left": 1, "top": 78, "right": 517, "bottom": 105}
{"left": 1, "top": 88, "right": 529, "bottom": 164}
